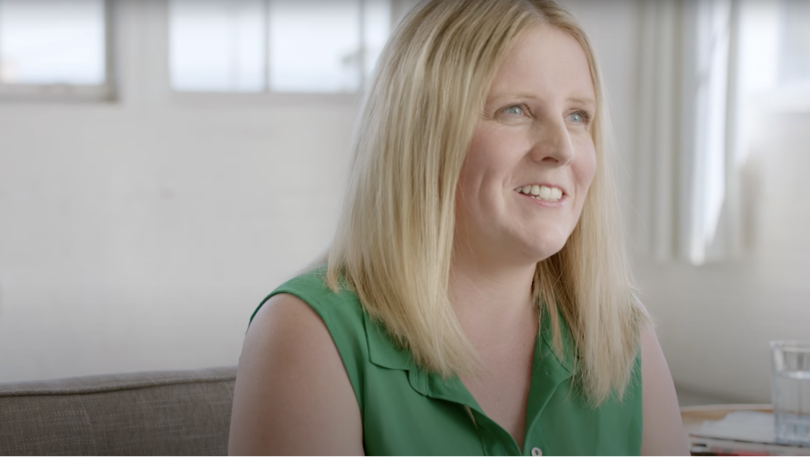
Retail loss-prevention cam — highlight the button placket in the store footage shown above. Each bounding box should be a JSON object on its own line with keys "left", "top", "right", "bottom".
{"left": 531, "top": 446, "right": 543, "bottom": 456}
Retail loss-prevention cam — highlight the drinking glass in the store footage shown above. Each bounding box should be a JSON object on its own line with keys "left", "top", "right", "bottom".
{"left": 770, "top": 340, "right": 810, "bottom": 445}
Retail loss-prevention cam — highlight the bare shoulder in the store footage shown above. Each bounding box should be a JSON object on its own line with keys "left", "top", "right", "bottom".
{"left": 228, "top": 293, "right": 364, "bottom": 455}
{"left": 637, "top": 301, "right": 690, "bottom": 456}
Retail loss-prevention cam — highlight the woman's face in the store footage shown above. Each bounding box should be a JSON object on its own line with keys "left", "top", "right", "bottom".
{"left": 454, "top": 23, "right": 597, "bottom": 267}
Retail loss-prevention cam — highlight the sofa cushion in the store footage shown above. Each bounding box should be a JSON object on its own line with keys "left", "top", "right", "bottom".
{"left": 0, "top": 366, "right": 236, "bottom": 456}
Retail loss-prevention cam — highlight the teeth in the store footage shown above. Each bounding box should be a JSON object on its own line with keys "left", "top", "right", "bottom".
{"left": 515, "top": 185, "right": 563, "bottom": 202}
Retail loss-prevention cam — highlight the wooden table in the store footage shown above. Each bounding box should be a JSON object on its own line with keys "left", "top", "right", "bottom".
{"left": 681, "top": 403, "right": 773, "bottom": 436}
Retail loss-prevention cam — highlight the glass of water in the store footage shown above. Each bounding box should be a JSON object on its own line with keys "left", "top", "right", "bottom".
{"left": 770, "top": 340, "right": 810, "bottom": 445}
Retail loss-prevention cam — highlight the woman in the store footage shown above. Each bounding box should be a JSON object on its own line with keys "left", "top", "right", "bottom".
{"left": 229, "top": 0, "right": 688, "bottom": 454}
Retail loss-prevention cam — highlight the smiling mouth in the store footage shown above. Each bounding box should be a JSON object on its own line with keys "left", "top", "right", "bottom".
{"left": 514, "top": 185, "right": 563, "bottom": 202}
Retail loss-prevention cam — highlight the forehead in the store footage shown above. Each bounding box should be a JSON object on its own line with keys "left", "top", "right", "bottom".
{"left": 487, "top": 23, "right": 595, "bottom": 103}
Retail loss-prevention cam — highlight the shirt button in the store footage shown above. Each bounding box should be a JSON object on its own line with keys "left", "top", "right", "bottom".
{"left": 531, "top": 447, "right": 543, "bottom": 456}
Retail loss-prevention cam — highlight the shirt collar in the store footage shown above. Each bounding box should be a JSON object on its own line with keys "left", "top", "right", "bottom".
{"left": 363, "top": 306, "right": 577, "bottom": 406}
{"left": 539, "top": 305, "right": 578, "bottom": 375}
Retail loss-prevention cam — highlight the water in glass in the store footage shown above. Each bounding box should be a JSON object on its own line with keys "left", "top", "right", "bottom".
{"left": 771, "top": 341, "right": 810, "bottom": 445}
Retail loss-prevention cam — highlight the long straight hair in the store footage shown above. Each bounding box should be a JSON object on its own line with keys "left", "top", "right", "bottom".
{"left": 325, "top": 0, "right": 650, "bottom": 406}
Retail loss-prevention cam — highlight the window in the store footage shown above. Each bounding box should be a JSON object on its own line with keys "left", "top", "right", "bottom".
{"left": 635, "top": 0, "right": 810, "bottom": 265}
{"left": 0, "top": 0, "right": 112, "bottom": 100}
{"left": 778, "top": 0, "right": 810, "bottom": 88}
{"left": 737, "top": 0, "right": 810, "bottom": 108}
{"left": 169, "top": 0, "right": 392, "bottom": 93}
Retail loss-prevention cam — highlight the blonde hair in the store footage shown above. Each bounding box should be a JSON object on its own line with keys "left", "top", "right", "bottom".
{"left": 325, "top": 0, "right": 650, "bottom": 406}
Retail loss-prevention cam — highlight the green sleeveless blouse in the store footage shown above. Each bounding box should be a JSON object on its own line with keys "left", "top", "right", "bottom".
{"left": 252, "top": 266, "right": 643, "bottom": 455}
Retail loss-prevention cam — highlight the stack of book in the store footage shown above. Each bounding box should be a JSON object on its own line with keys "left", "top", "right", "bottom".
{"left": 689, "top": 411, "right": 809, "bottom": 456}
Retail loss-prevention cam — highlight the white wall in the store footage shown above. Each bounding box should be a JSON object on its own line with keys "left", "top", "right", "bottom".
{"left": 0, "top": 0, "right": 664, "bottom": 382}
{"left": 0, "top": 0, "right": 647, "bottom": 384}
{"left": 1, "top": 0, "right": 807, "bottom": 406}
{"left": 634, "top": 110, "right": 810, "bottom": 403}
{"left": 0, "top": 2, "right": 358, "bottom": 382}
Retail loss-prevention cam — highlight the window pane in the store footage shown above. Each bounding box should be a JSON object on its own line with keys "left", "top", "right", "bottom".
{"left": 363, "top": 0, "right": 391, "bottom": 78}
{"left": 0, "top": 0, "right": 105, "bottom": 85}
{"left": 780, "top": 0, "right": 810, "bottom": 86}
{"left": 170, "top": 0, "right": 264, "bottom": 92}
{"left": 269, "top": 0, "right": 361, "bottom": 93}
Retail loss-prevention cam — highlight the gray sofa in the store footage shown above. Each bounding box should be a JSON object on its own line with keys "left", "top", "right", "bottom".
{"left": 0, "top": 366, "right": 236, "bottom": 455}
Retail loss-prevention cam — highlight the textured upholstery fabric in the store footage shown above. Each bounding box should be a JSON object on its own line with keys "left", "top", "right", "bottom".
{"left": 0, "top": 366, "right": 236, "bottom": 456}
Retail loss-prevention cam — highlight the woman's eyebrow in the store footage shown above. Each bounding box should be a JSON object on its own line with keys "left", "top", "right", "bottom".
{"left": 485, "top": 92, "right": 538, "bottom": 104}
{"left": 484, "top": 93, "right": 596, "bottom": 110}
{"left": 568, "top": 96, "right": 596, "bottom": 108}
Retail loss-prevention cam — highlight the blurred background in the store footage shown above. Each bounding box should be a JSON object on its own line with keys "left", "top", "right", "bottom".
{"left": 0, "top": 0, "right": 807, "bottom": 406}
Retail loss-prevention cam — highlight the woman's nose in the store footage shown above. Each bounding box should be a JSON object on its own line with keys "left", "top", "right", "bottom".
{"left": 528, "top": 118, "right": 575, "bottom": 166}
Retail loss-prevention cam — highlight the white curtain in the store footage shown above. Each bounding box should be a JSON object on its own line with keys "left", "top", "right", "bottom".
{"left": 635, "top": 0, "right": 746, "bottom": 265}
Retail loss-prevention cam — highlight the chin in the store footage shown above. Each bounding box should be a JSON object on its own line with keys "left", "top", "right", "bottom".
{"left": 521, "top": 236, "right": 569, "bottom": 264}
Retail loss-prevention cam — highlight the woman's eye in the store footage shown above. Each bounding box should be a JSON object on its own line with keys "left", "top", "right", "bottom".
{"left": 502, "top": 105, "right": 525, "bottom": 116}
{"left": 567, "top": 111, "right": 590, "bottom": 124}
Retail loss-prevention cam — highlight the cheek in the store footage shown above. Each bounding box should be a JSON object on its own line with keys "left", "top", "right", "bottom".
{"left": 464, "top": 132, "right": 498, "bottom": 172}
{"left": 458, "top": 133, "right": 500, "bottom": 194}
{"left": 576, "top": 142, "right": 597, "bottom": 191}
{"left": 455, "top": 148, "right": 484, "bottom": 216}
{"left": 455, "top": 157, "right": 478, "bottom": 202}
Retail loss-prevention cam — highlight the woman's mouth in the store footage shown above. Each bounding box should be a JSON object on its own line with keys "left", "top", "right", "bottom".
{"left": 514, "top": 184, "right": 564, "bottom": 202}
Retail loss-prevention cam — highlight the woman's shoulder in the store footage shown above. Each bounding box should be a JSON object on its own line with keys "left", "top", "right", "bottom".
{"left": 230, "top": 269, "right": 365, "bottom": 454}
{"left": 248, "top": 265, "right": 374, "bottom": 406}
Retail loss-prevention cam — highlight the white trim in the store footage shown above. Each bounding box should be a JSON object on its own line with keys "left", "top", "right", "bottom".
{"left": 0, "top": 83, "right": 113, "bottom": 103}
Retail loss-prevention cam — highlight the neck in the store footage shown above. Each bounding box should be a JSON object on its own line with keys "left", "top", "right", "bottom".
{"left": 449, "top": 248, "right": 538, "bottom": 339}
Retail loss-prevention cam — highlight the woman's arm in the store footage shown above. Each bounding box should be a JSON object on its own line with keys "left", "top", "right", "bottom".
{"left": 639, "top": 324, "right": 690, "bottom": 455}
{"left": 228, "top": 293, "right": 364, "bottom": 455}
